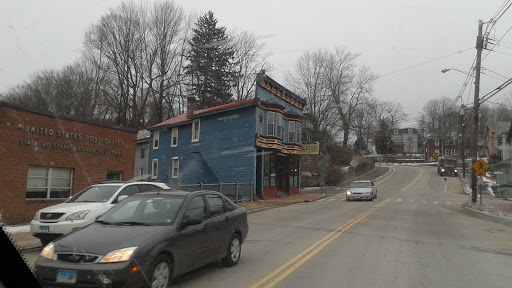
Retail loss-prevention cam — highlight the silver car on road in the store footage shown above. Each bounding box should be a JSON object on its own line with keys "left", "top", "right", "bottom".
{"left": 346, "top": 180, "right": 377, "bottom": 201}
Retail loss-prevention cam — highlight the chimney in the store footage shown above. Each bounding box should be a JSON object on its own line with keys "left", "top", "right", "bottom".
{"left": 186, "top": 96, "right": 196, "bottom": 118}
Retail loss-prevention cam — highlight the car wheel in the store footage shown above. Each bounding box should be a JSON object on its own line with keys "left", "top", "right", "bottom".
{"left": 346, "top": 197, "right": 350, "bottom": 201}
{"left": 222, "top": 233, "right": 241, "bottom": 267}
{"left": 369, "top": 193, "right": 374, "bottom": 201}
{"left": 148, "top": 255, "right": 172, "bottom": 288}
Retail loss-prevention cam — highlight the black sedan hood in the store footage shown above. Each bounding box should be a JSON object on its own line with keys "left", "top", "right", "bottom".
{"left": 53, "top": 222, "right": 172, "bottom": 255}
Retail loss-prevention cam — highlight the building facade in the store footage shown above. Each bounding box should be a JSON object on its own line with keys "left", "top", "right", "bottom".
{"left": 147, "top": 72, "right": 306, "bottom": 199}
{"left": 391, "top": 127, "right": 421, "bottom": 154}
{"left": 0, "top": 102, "right": 136, "bottom": 225}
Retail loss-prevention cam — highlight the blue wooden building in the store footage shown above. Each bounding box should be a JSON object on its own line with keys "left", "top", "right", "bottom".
{"left": 147, "top": 72, "right": 306, "bottom": 199}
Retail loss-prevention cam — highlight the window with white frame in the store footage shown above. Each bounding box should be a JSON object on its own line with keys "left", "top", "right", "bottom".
{"left": 192, "top": 120, "right": 200, "bottom": 142}
{"left": 26, "top": 167, "right": 73, "bottom": 199}
{"left": 151, "top": 159, "right": 158, "bottom": 179}
{"left": 288, "top": 121, "right": 295, "bottom": 143}
{"left": 296, "top": 122, "right": 302, "bottom": 144}
{"left": 172, "top": 157, "right": 179, "bottom": 178}
{"left": 267, "top": 111, "right": 275, "bottom": 136}
{"left": 171, "top": 127, "right": 178, "bottom": 147}
{"left": 451, "top": 149, "right": 456, "bottom": 155}
{"left": 153, "top": 130, "right": 160, "bottom": 150}
{"left": 276, "top": 114, "right": 283, "bottom": 139}
{"left": 394, "top": 129, "right": 398, "bottom": 134}
{"left": 445, "top": 149, "right": 449, "bottom": 155}
{"left": 435, "top": 139, "right": 439, "bottom": 146}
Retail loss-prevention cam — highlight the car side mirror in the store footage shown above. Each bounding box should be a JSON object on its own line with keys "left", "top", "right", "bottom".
{"left": 113, "top": 195, "right": 129, "bottom": 204}
{"left": 182, "top": 217, "right": 202, "bottom": 228}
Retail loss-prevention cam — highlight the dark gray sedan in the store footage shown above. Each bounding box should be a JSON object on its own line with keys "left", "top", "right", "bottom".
{"left": 35, "top": 190, "right": 249, "bottom": 288}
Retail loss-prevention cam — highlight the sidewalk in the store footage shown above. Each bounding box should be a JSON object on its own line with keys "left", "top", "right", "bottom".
{"left": 459, "top": 176, "right": 512, "bottom": 220}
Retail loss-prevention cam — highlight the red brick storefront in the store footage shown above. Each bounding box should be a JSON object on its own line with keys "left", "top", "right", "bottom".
{"left": 0, "top": 102, "right": 136, "bottom": 225}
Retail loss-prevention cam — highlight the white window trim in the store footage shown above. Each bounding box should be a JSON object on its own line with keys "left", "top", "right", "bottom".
{"left": 171, "top": 127, "right": 178, "bottom": 147}
{"left": 267, "top": 111, "right": 275, "bottom": 137}
{"left": 192, "top": 119, "right": 200, "bottom": 142}
{"left": 153, "top": 130, "right": 160, "bottom": 150}
{"left": 172, "top": 157, "right": 179, "bottom": 178}
{"left": 151, "top": 159, "right": 158, "bottom": 179}
{"left": 288, "top": 121, "right": 295, "bottom": 143}
{"left": 26, "top": 167, "right": 74, "bottom": 199}
{"left": 296, "top": 122, "right": 301, "bottom": 144}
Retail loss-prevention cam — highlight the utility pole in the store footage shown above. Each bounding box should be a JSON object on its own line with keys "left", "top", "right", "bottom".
{"left": 471, "top": 20, "right": 484, "bottom": 203}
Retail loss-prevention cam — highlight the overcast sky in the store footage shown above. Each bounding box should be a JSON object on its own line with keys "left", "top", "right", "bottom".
{"left": 1, "top": 0, "right": 512, "bottom": 126}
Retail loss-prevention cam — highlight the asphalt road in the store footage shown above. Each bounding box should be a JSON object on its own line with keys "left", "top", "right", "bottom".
{"left": 23, "top": 165, "right": 512, "bottom": 287}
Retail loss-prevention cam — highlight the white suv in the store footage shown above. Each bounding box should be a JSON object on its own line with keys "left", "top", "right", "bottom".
{"left": 30, "top": 181, "right": 169, "bottom": 245}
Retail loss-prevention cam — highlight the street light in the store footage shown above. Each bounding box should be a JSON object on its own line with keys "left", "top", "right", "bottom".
{"left": 441, "top": 68, "right": 473, "bottom": 77}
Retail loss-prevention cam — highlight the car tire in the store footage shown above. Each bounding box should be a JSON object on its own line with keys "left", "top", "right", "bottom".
{"left": 222, "top": 233, "right": 241, "bottom": 267}
{"left": 346, "top": 197, "right": 350, "bottom": 201}
{"left": 147, "top": 255, "right": 172, "bottom": 288}
{"left": 369, "top": 194, "right": 374, "bottom": 201}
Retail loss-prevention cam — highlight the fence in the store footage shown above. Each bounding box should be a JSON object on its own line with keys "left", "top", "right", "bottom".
{"left": 168, "top": 182, "right": 254, "bottom": 203}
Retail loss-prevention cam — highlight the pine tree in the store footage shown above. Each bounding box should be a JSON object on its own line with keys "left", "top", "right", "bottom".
{"left": 185, "top": 11, "right": 237, "bottom": 109}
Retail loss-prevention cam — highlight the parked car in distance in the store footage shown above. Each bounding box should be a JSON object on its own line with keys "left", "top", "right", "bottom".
{"left": 30, "top": 181, "right": 170, "bottom": 245}
{"left": 35, "top": 190, "right": 249, "bottom": 288}
{"left": 346, "top": 180, "right": 377, "bottom": 201}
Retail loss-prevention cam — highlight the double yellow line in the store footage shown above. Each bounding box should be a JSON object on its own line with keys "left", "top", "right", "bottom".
{"left": 250, "top": 199, "right": 391, "bottom": 288}
{"left": 400, "top": 169, "right": 423, "bottom": 192}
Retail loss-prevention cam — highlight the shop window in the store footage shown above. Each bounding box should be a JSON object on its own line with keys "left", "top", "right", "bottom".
{"left": 26, "top": 167, "right": 73, "bottom": 199}
{"left": 153, "top": 130, "right": 160, "bottom": 150}
{"left": 171, "top": 127, "right": 178, "bottom": 147}
{"left": 192, "top": 119, "right": 200, "bottom": 142}
{"left": 267, "top": 111, "right": 275, "bottom": 136}
{"left": 264, "top": 153, "right": 276, "bottom": 186}
{"left": 106, "top": 171, "right": 122, "bottom": 180}
{"left": 172, "top": 157, "right": 179, "bottom": 178}
{"left": 289, "top": 158, "right": 299, "bottom": 188}
{"left": 151, "top": 159, "right": 158, "bottom": 179}
{"left": 288, "top": 121, "right": 295, "bottom": 143}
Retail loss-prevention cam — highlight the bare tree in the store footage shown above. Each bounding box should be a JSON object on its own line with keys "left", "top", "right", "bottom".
{"left": 286, "top": 50, "right": 338, "bottom": 149}
{"left": 322, "top": 47, "right": 378, "bottom": 147}
{"left": 231, "top": 30, "right": 273, "bottom": 101}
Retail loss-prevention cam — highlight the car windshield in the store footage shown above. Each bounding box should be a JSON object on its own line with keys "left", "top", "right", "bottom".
{"left": 349, "top": 182, "right": 372, "bottom": 188}
{"left": 67, "top": 185, "right": 121, "bottom": 203}
{"left": 97, "top": 195, "right": 185, "bottom": 226}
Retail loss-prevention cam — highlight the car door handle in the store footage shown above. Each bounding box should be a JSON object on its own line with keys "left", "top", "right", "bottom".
{"left": 224, "top": 216, "right": 230, "bottom": 222}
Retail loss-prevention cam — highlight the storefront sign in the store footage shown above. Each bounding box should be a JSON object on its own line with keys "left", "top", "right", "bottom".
{"left": 17, "top": 123, "right": 127, "bottom": 157}
{"left": 301, "top": 142, "right": 320, "bottom": 155}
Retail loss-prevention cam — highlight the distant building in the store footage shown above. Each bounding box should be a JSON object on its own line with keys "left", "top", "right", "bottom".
{"left": 391, "top": 127, "right": 421, "bottom": 154}
{"left": 147, "top": 72, "right": 306, "bottom": 199}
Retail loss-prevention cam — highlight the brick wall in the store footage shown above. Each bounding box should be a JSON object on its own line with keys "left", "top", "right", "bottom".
{"left": 0, "top": 105, "right": 136, "bottom": 225}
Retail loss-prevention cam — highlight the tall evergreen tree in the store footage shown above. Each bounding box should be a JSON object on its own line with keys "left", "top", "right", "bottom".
{"left": 185, "top": 11, "right": 237, "bottom": 108}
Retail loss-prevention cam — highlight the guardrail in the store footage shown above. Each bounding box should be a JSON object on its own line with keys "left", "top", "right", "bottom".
{"left": 169, "top": 182, "right": 254, "bottom": 203}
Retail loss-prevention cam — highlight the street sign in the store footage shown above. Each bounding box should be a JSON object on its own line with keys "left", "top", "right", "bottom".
{"left": 472, "top": 159, "right": 489, "bottom": 176}
{"left": 350, "top": 159, "right": 359, "bottom": 168}
{"left": 433, "top": 153, "right": 438, "bottom": 159}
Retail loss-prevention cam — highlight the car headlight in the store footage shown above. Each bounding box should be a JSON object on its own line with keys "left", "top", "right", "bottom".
{"left": 99, "top": 247, "right": 137, "bottom": 263}
{"left": 346, "top": 191, "right": 351, "bottom": 195}
{"left": 454, "top": 169, "right": 458, "bottom": 172}
{"left": 441, "top": 168, "right": 445, "bottom": 172}
{"left": 40, "top": 243, "right": 55, "bottom": 260}
{"left": 66, "top": 210, "right": 90, "bottom": 221}
{"left": 364, "top": 192, "right": 370, "bottom": 195}
{"left": 34, "top": 211, "right": 39, "bottom": 220}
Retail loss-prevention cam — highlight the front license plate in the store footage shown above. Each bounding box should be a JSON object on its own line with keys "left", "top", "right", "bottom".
{"left": 356, "top": 196, "right": 361, "bottom": 199}
{"left": 39, "top": 226, "right": 49, "bottom": 233}
{"left": 57, "top": 269, "right": 77, "bottom": 284}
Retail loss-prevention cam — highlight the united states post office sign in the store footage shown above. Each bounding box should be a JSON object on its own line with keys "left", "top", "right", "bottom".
{"left": 301, "top": 142, "right": 320, "bottom": 155}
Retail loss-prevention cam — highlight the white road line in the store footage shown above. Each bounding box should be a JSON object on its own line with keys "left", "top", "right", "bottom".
{"left": 318, "top": 199, "right": 325, "bottom": 202}
{"left": 421, "top": 200, "right": 427, "bottom": 204}
{"left": 445, "top": 202, "right": 452, "bottom": 205}
{"left": 433, "top": 201, "right": 438, "bottom": 204}
{"left": 396, "top": 198, "right": 403, "bottom": 202}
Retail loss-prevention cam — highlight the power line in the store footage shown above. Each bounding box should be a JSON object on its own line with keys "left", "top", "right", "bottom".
{"left": 380, "top": 47, "right": 473, "bottom": 78}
